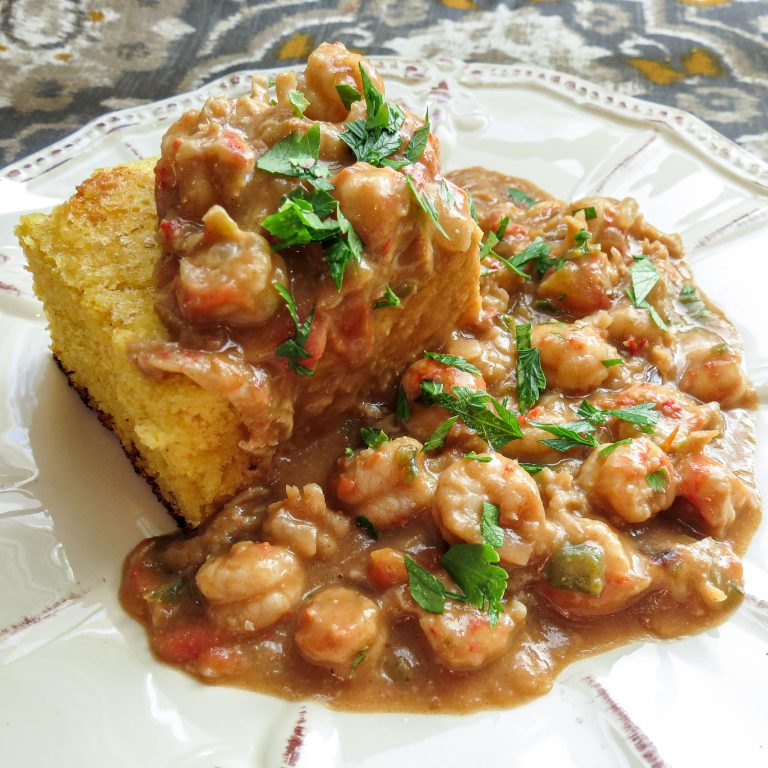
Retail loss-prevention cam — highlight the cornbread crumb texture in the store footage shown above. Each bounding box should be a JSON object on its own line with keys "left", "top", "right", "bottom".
{"left": 18, "top": 159, "right": 255, "bottom": 526}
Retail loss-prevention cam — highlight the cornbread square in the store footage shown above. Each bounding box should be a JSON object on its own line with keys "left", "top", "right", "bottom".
{"left": 18, "top": 158, "right": 257, "bottom": 526}
{"left": 18, "top": 158, "right": 482, "bottom": 526}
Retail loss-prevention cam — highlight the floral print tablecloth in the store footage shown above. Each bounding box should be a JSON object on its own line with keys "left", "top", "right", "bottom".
{"left": 1, "top": 0, "right": 766, "bottom": 166}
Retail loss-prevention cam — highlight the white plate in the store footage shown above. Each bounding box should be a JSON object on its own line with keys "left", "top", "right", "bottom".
{"left": 1, "top": 58, "right": 767, "bottom": 768}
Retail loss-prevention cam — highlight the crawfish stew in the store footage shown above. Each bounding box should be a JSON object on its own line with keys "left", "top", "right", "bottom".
{"left": 121, "top": 44, "right": 760, "bottom": 713}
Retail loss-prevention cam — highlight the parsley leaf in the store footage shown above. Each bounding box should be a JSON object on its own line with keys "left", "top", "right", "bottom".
{"left": 601, "top": 358, "right": 624, "bottom": 367}
{"left": 403, "top": 110, "right": 430, "bottom": 164}
{"left": 573, "top": 206, "right": 597, "bottom": 221}
{"left": 527, "top": 419, "right": 598, "bottom": 452}
{"left": 256, "top": 124, "right": 332, "bottom": 190}
{"left": 508, "top": 187, "right": 536, "bottom": 207}
{"left": 361, "top": 426, "right": 389, "bottom": 449}
{"left": 354, "top": 515, "right": 378, "bottom": 540}
{"left": 599, "top": 438, "right": 633, "bottom": 456}
{"left": 629, "top": 256, "right": 660, "bottom": 306}
{"left": 464, "top": 452, "right": 492, "bottom": 462}
{"left": 420, "top": 382, "right": 524, "bottom": 450}
{"left": 274, "top": 283, "right": 315, "bottom": 376}
{"left": 467, "top": 191, "right": 479, "bottom": 224}
{"left": 396, "top": 386, "right": 412, "bottom": 422}
{"left": 288, "top": 90, "right": 309, "bottom": 117}
{"left": 576, "top": 399, "right": 658, "bottom": 434}
{"left": 520, "top": 462, "right": 545, "bottom": 475}
{"left": 339, "top": 64, "right": 406, "bottom": 166}
{"left": 440, "top": 179, "right": 455, "bottom": 206}
{"left": 573, "top": 228, "right": 592, "bottom": 255}
{"left": 349, "top": 646, "right": 368, "bottom": 676}
{"left": 374, "top": 284, "right": 401, "bottom": 309}
{"left": 679, "top": 284, "right": 708, "bottom": 320}
{"left": 404, "top": 556, "right": 446, "bottom": 614}
{"left": 441, "top": 543, "right": 508, "bottom": 624}
{"left": 335, "top": 83, "right": 361, "bottom": 109}
{"left": 423, "top": 351, "right": 481, "bottom": 376}
{"left": 647, "top": 468, "right": 669, "bottom": 492}
{"left": 405, "top": 174, "right": 449, "bottom": 238}
{"left": 480, "top": 501, "right": 504, "bottom": 548}
{"left": 262, "top": 188, "right": 362, "bottom": 290}
{"left": 516, "top": 322, "right": 546, "bottom": 413}
{"left": 422, "top": 416, "right": 459, "bottom": 451}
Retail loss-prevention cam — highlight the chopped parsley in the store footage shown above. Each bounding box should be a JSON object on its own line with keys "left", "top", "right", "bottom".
{"left": 287, "top": 89, "right": 309, "bottom": 117}
{"left": 480, "top": 501, "right": 504, "bottom": 548}
{"left": 261, "top": 188, "right": 363, "bottom": 289}
{"left": 527, "top": 419, "right": 599, "bottom": 452}
{"left": 467, "top": 191, "right": 479, "bottom": 224}
{"left": 576, "top": 399, "right": 658, "bottom": 434}
{"left": 349, "top": 646, "right": 368, "bottom": 676}
{"left": 374, "top": 284, "right": 402, "bottom": 309}
{"left": 405, "top": 544, "right": 509, "bottom": 624}
{"left": 256, "top": 124, "right": 332, "bottom": 190}
{"left": 354, "top": 515, "right": 378, "bottom": 540}
{"left": 520, "top": 462, "right": 545, "bottom": 475}
{"left": 403, "top": 110, "right": 430, "bottom": 164}
{"left": 360, "top": 426, "right": 389, "bottom": 449}
{"left": 573, "top": 228, "right": 592, "bottom": 255}
{"left": 627, "top": 256, "right": 669, "bottom": 331}
{"left": 647, "top": 468, "right": 669, "bottom": 492}
{"left": 404, "top": 556, "right": 446, "bottom": 614}
{"left": 601, "top": 358, "right": 624, "bottom": 368}
{"left": 508, "top": 187, "right": 536, "bottom": 207}
{"left": 598, "top": 437, "right": 633, "bottom": 456}
{"left": 405, "top": 174, "right": 449, "bottom": 237}
{"left": 679, "top": 284, "right": 708, "bottom": 320}
{"left": 339, "top": 64, "right": 405, "bottom": 166}
{"left": 396, "top": 386, "right": 412, "bottom": 423}
{"left": 573, "top": 206, "right": 597, "bottom": 221}
{"left": 423, "top": 351, "right": 481, "bottom": 376}
{"left": 274, "top": 283, "right": 316, "bottom": 376}
{"left": 464, "top": 452, "right": 492, "bottom": 462}
{"left": 344, "top": 446, "right": 354, "bottom": 457}
{"left": 335, "top": 83, "right": 362, "bottom": 109}
{"left": 515, "top": 322, "right": 546, "bottom": 413}
{"left": 441, "top": 544, "right": 508, "bottom": 625}
{"left": 422, "top": 416, "right": 458, "bottom": 451}
{"left": 439, "top": 179, "right": 455, "bottom": 206}
{"left": 419, "top": 382, "right": 524, "bottom": 450}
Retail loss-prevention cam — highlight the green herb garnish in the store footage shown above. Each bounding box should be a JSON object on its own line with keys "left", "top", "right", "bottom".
{"left": 627, "top": 256, "right": 668, "bottom": 330}
{"left": 404, "top": 556, "right": 446, "bottom": 614}
{"left": 335, "top": 83, "right": 362, "bottom": 109}
{"left": 423, "top": 351, "right": 481, "bottom": 376}
{"left": 527, "top": 419, "right": 598, "bottom": 452}
{"left": 354, "top": 515, "right": 378, "bottom": 540}
{"left": 274, "top": 283, "right": 315, "bottom": 376}
{"left": 601, "top": 358, "right": 624, "bottom": 367}
{"left": 520, "top": 462, "right": 545, "bottom": 475}
{"left": 349, "top": 646, "right": 368, "bottom": 676}
{"left": 573, "top": 206, "right": 597, "bottom": 221}
{"left": 647, "top": 468, "right": 669, "bottom": 492}
{"left": 464, "top": 452, "right": 493, "bottom": 462}
{"left": 422, "top": 416, "right": 458, "bottom": 452}
{"left": 508, "top": 187, "right": 536, "bottom": 207}
{"left": 516, "top": 322, "right": 546, "bottom": 413}
{"left": 405, "top": 174, "right": 449, "bottom": 237}
{"left": 598, "top": 438, "right": 633, "bottom": 456}
{"left": 374, "top": 284, "right": 402, "bottom": 309}
{"left": 419, "top": 382, "right": 524, "bottom": 450}
{"left": 679, "top": 284, "right": 708, "bottom": 320}
{"left": 440, "top": 179, "right": 455, "bottom": 206}
{"left": 287, "top": 90, "right": 309, "bottom": 117}
{"left": 480, "top": 501, "right": 504, "bottom": 548}
{"left": 396, "top": 386, "right": 412, "bottom": 422}
{"left": 573, "top": 228, "right": 592, "bottom": 255}
{"left": 361, "top": 426, "right": 389, "bottom": 449}
{"left": 403, "top": 110, "right": 430, "bottom": 164}
{"left": 576, "top": 399, "right": 658, "bottom": 434}
{"left": 256, "top": 124, "right": 332, "bottom": 190}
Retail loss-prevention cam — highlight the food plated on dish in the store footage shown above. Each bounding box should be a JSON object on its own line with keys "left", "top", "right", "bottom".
{"left": 15, "top": 43, "right": 762, "bottom": 716}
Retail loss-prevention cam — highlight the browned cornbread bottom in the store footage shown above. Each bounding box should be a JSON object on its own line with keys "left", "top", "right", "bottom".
{"left": 18, "top": 159, "right": 257, "bottom": 526}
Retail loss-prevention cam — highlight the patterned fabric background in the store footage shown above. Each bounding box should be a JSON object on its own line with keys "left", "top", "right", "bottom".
{"left": 1, "top": 0, "right": 766, "bottom": 166}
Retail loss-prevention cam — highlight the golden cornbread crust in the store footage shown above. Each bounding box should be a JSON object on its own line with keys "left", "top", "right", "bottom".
{"left": 17, "top": 159, "right": 258, "bottom": 526}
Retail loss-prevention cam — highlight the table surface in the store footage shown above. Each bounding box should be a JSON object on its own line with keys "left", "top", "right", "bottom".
{"left": 1, "top": 0, "right": 766, "bottom": 167}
